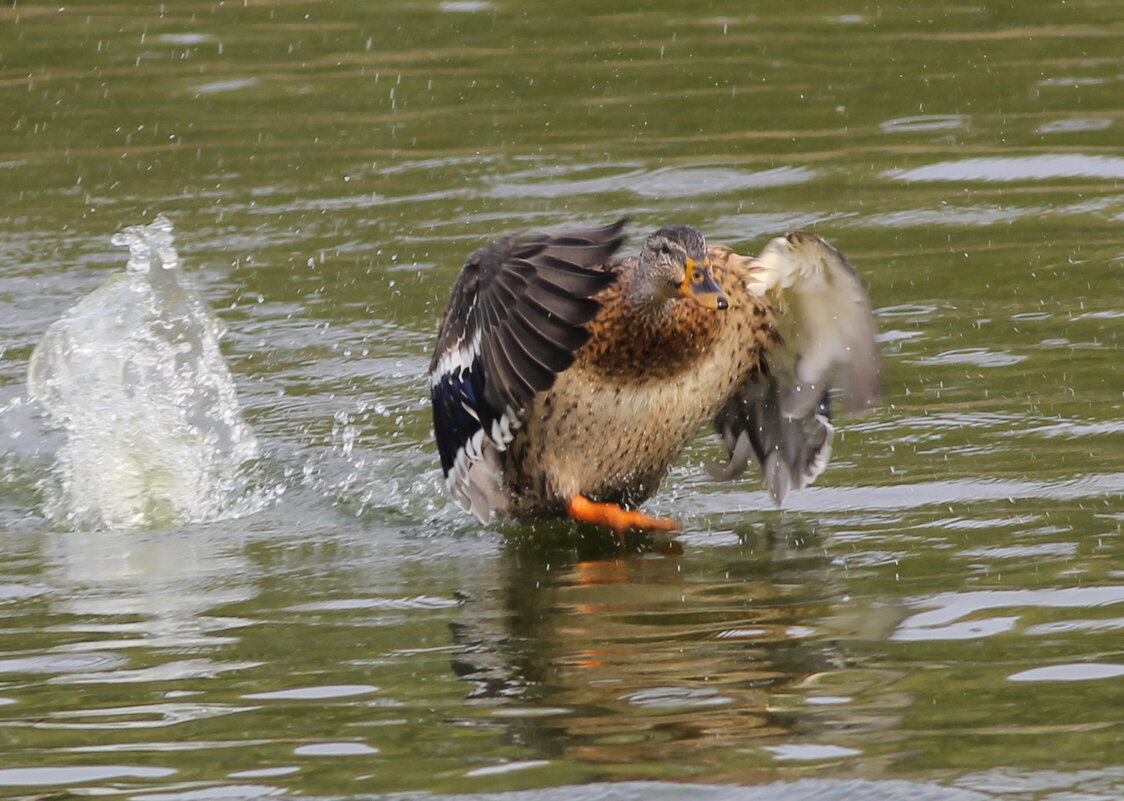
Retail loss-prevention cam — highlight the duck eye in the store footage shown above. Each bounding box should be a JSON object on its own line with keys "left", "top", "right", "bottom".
{"left": 659, "top": 243, "right": 671, "bottom": 256}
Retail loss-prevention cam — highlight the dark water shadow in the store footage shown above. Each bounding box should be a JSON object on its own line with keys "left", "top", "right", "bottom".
{"left": 493, "top": 516, "right": 684, "bottom": 562}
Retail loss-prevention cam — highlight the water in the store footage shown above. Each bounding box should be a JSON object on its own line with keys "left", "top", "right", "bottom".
{"left": 27, "top": 215, "right": 260, "bottom": 529}
{"left": 1, "top": 0, "right": 1123, "bottom": 799}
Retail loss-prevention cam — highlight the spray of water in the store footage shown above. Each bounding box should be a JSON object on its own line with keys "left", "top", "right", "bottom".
{"left": 27, "top": 215, "right": 260, "bottom": 530}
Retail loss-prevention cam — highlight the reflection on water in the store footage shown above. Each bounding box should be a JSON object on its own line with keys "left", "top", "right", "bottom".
{"left": 447, "top": 526, "right": 907, "bottom": 778}
{"left": 27, "top": 524, "right": 259, "bottom": 739}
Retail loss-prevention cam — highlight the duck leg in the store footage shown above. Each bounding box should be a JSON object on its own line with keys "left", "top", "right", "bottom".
{"left": 567, "top": 496, "right": 682, "bottom": 535}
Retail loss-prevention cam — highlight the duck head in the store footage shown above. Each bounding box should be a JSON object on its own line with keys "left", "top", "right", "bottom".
{"left": 639, "top": 225, "right": 729, "bottom": 310}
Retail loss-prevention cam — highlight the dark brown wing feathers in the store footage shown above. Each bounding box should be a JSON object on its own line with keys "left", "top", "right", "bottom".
{"left": 429, "top": 219, "right": 626, "bottom": 480}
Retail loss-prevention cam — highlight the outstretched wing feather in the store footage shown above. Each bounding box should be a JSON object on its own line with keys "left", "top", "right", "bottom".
{"left": 428, "top": 219, "right": 626, "bottom": 520}
{"left": 509, "top": 302, "right": 592, "bottom": 354}
{"left": 749, "top": 231, "right": 880, "bottom": 417}
{"left": 502, "top": 310, "right": 581, "bottom": 374}
{"left": 709, "top": 233, "right": 879, "bottom": 504}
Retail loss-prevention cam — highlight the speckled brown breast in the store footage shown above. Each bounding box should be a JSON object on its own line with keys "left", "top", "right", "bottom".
{"left": 502, "top": 251, "right": 779, "bottom": 517}
{"left": 579, "top": 275, "right": 726, "bottom": 382}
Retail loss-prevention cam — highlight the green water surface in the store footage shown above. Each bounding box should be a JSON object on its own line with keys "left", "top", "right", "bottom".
{"left": 1, "top": 1, "right": 1123, "bottom": 799}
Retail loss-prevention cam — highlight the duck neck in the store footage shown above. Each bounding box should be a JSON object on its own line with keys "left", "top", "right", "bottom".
{"left": 623, "top": 267, "right": 679, "bottom": 320}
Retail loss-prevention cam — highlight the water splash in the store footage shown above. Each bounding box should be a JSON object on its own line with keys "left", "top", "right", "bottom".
{"left": 26, "top": 215, "right": 259, "bottom": 530}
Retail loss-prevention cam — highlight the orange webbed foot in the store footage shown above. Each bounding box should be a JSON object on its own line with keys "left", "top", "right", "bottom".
{"left": 567, "top": 495, "right": 682, "bottom": 536}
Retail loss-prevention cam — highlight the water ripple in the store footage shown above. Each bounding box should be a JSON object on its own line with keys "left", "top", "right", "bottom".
{"left": 0, "top": 583, "right": 49, "bottom": 603}
{"left": 0, "top": 651, "right": 126, "bottom": 675}
{"left": 958, "top": 542, "right": 1077, "bottom": 561}
{"left": 1028, "top": 420, "right": 1124, "bottom": 438}
{"left": 910, "top": 348, "right": 1027, "bottom": 367}
{"left": 1026, "top": 617, "right": 1124, "bottom": 636}
{"left": 880, "top": 114, "right": 968, "bottom": 133}
{"left": 894, "top": 587, "right": 1124, "bottom": 642}
{"left": 1009, "top": 663, "right": 1124, "bottom": 682}
{"left": 131, "top": 784, "right": 281, "bottom": 801}
{"left": 1038, "top": 118, "right": 1113, "bottom": 134}
{"left": 42, "top": 702, "right": 254, "bottom": 730}
{"left": 242, "top": 684, "right": 379, "bottom": 701}
{"left": 50, "top": 659, "right": 262, "bottom": 685}
{"left": 887, "top": 154, "right": 1124, "bottom": 183}
{"left": 715, "top": 472, "right": 1124, "bottom": 514}
{"left": 465, "top": 760, "right": 550, "bottom": 777}
{"left": 190, "top": 78, "right": 261, "bottom": 95}
{"left": 488, "top": 165, "right": 814, "bottom": 200}
{"left": 228, "top": 767, "right": 300, "bottom": 779}
{"left": 440, "top": 1, "right": 493, "bottom": 10}
{"left": 288, "top": 595, "right": 459, "bottom": 612}
{"left": 0, "top": 765, "right": 176, "bottom": 787}
{"left": 764, "top": 743, "right": 862, "bottom": 761}
{"left": 620, "top": 686, "right": 733, "bottom": 709}
{"left": 293, "top": 742, "right": 379, "bottom": 756}
{"left": 866, "top": 204, "right": 1040, "bottom": 228}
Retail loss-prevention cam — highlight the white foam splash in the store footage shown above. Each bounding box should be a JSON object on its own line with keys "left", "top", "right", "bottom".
{"left": 27, "top": 215, "right": 259, "bottom": 530}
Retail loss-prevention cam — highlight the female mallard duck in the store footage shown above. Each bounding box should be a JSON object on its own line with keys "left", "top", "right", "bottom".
{"left": 429, "top": 220, "right": 879, "bottom": 533}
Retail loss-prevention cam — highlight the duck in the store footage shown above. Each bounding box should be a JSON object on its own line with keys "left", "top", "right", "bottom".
{"left": 428, "top": 219, "right": 880, "bottom": 534}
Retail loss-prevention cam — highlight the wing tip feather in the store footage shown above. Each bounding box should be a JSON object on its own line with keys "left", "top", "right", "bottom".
{"left": 431, "top": 219, "right": 629, "bottom": 523}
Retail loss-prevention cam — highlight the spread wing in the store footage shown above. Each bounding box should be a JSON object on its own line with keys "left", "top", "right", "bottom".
{"left": 428, "top": 220, "right": 625, "bottom": 522}
{"left": 750, "top": 231, "right": 880, "bottom": 417}
{"left": 710, "top": 232, "right": 880, "bottom": 503}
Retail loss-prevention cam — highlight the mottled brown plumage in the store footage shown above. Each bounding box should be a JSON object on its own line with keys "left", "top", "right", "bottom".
{"left": 429, "top": 222, "right": 880, "bottom": 533}
{"left": 502, "top": 247, "right": 780, "bottom": 517}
